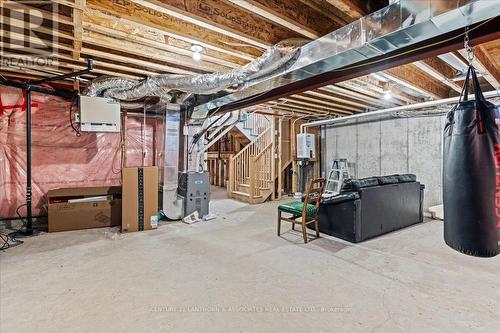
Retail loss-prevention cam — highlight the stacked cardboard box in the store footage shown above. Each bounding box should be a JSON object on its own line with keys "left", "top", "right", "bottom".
{"left": 48, "top": 186, "right": 122, "bottom": 232}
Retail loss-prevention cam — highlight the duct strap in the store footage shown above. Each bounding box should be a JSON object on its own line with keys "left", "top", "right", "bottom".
{"left": 138, "top": 167, "right": 144, "bottom": 231}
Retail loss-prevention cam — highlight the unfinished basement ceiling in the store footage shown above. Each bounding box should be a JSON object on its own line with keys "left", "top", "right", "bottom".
{"left": 1, "top": 0, "right": 499, "bottom": 119}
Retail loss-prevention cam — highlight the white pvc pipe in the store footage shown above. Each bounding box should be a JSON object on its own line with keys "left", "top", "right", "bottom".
{"left": 300, "top": 90, "right": 500, "bottom": 133}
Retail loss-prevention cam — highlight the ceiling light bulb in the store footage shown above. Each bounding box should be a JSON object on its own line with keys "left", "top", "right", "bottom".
{"left": 383, "top": 91, "right": 392, "bottom": 100}
{"left": 192, "top": 51, "right": 202, "bottom": 61}
{"left": 191, "top": 44, "right": 203, "bottom": 52}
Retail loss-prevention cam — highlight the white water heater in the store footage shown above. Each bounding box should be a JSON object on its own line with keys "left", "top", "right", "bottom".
{"left": 296, "top": 133, "right": 315, "bottom": 159}
{"left": 79, "top": 95, "right": 121, "bottom": 132}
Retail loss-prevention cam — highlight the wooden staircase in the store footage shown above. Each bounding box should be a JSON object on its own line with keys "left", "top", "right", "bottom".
{"left": 202, "top": 110, "right": 294, "bottom": 204}
{"left": 226, "top": 111, "right": 273, "bottom": 203}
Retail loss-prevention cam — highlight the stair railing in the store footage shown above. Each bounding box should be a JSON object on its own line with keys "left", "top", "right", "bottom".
{"left": 228, "top": 127, "right": 272, "bottom": 199}
{"left": 243, "top": 111, "right": 271, "bottom": 136}
{"left": 249, "top": 142, "right": 273, "bottom": 199}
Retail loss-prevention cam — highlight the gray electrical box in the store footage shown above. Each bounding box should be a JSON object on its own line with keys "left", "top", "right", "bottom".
{"left": 178, "top": 171, "right": 210, "bottom": 218}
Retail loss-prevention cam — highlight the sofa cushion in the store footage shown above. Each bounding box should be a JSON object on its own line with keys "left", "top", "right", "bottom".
{"left": 278, "top": 201, "right": 317, "bottom": 216}
{"left": 396, "top": 174, "right": 417, "bottom": 183}
{"left": 342, "top": 177, "right": 379, "bottom": 191}
{"left": 321, "top": 192, "right": 359, "bottom": 205}
{"left": 377, "top": 175, "right": 400, "bottom": 185}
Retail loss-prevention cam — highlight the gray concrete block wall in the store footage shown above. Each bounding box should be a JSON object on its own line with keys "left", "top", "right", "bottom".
{"left": 335, "top": 125, "right": 358, "bottom": 177}
{"left": 381, "top": 118, "right": 408, "bottom": 175}
{"left": 323, "top": 115, "right": 446, "bottom": 211}
{"left": 356, "top": 121, "right": 381, "bottom": 178}
{"left": 407, "top": 117, "right": 443, "bottom": 210}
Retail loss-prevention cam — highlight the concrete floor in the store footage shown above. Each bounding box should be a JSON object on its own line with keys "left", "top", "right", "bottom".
{"left": 1, "top": 187, "right": 499, "bottom": 333}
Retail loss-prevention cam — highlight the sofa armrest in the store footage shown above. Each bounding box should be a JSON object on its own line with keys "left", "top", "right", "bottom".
{"left": 316, "top": 196, "right": 362, "bottom": 242}
{"left": 321, "top": 192, "right": 359, "bottom": 205}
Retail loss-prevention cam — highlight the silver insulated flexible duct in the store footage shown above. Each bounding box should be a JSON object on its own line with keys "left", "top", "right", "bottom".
{"left": 86, "top": 39, "right": 307, "bottom": 102}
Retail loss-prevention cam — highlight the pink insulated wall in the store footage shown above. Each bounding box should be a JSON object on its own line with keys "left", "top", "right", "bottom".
{"left": 0, "top": 86, "right": 159, "bottom": 218}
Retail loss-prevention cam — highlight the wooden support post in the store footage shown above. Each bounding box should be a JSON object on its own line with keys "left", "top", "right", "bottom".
{"left": 214, "top": 160, "right": 217, "bottom": 185}
{"left": 220, "top": 160, "right": 223, "bottom": 187}
{"left": 291, "top": 120, "right": 298, "bottom": 193}
{"left": 312, "top": 127, "right": 319, "bottom": 180}
{"left": 215, "top": 159, "right": 219, "bottom": 186}
{"left": 228, "top": 158, "right": 234, "bottom": 198}
{"left": 277, "top": 118, "right": 283, "bottom": 200}
{"left": 249, "top": 155, "right": 256, "bottom": 203}
{"left": 292, "top": 161, "right": 298, "bottom": 194}
{"left": 72, "top": 1, "right": 85, "bottom": 60}
{"left": 219, "top": 160, "right": 223, "bottom": 187}
{"left": 209, "top": 160, "right": 212, "bottom": 184}
{"left": 217, "top": 160, "right": 221, "bottom": 187}
{"left": 216, "top": 160, "right": 220, "bottom": 187}
{"left": 270, "top": 118, "right": 276, "bottom": 201}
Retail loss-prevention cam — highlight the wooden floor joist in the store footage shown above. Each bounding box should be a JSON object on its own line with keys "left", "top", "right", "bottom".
{"left": 83, "top": 8, "right": 249, "bottom": 67}
{"left": 83, "top": 30, "right": 229, "bottom": 73}
{"left": 140, "top": 0, "right": 303, "bottom": 48}
{"left": 226, "top": 0, "right": 337, "bottom": 39}
{"left": 384, "top": 65, "right": 452, "bottom": 100}
{"left": 291, "top": 93, "right": 363, "bottom": 113}
{"left": 459, "top": 44, "right": 500, "bottom": 89}
{"left": 86, "top": 0, "right": 262, "bottom": 59}
{"left": 414, "top": 58, "right": 462, "bottom": 93}
{"left": 82, "top": 15, "right": 242, "bottom": 69}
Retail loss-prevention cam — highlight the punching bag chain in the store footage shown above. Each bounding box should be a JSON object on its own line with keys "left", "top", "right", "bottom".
{"left": 464, "top": 27, "right": 474, "bottom": 65}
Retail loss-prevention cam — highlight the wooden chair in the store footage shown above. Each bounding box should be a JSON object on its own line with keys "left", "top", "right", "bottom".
{"left": 277, "top": 178, "right": 326, "bottom": 243}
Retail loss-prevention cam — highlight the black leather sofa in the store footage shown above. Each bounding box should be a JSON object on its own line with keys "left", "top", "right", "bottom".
{"left": 310, "top": 174, "right": 425, "bottom": 243}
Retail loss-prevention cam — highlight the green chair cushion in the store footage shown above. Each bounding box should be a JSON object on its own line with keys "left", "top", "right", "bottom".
{"left": 278, "top": 201, "right": 317, "bottom": 216}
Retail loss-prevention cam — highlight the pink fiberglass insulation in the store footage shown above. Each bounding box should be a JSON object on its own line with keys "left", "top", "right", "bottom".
{"left": 0, "top": 86, "right": 160, "bottom": 218}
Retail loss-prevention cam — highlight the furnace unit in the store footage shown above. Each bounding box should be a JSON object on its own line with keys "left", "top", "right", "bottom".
{"left": 178, "top": 171, "right": 210, "bottom": 218}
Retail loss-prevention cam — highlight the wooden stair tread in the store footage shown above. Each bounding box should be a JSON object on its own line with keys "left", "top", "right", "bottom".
{"left": 231, "top": 191, "right": 263, "bottom": 199}
{"left": 232, "top": 191, "right": 250, "bottom": 197}
{"left": 238, "top": 183, "right": 270, "bottom": 191}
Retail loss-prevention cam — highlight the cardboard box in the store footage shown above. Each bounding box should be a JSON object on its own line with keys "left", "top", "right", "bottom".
{"left": 48, "top": 186, "right": 122, "bottom": 232}
{"left": 122, "top": 166, "right": 159, "bottom": 232}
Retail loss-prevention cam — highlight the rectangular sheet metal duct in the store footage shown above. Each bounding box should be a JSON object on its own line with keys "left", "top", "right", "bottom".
{"left": 192, "top": 0, "right": 500, "bottom": 119}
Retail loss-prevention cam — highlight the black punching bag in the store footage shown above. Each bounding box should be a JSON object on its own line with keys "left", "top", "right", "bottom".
{"left": 443, "top": 66, "right": 500, "bottom": 257}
